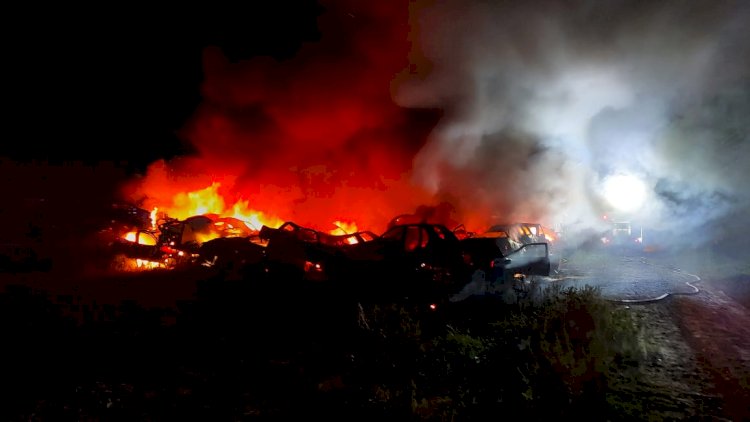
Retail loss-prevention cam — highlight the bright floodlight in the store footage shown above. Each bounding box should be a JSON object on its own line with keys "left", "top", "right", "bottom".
{"left": 603, "top": 174, "right": 647, "bottom": 212}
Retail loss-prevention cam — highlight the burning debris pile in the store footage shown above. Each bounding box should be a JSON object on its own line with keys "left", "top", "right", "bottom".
{"left": 99, "top": 181, "right": 555, "bottom": 307}
{"left": 103, "top": 180, "right": 369, "bottom": 271}
{"left": 93, "top": 0, "right": 749, "bottom": 295}
{"left": 99, "top": 1, "right": 570, "bottom": 279}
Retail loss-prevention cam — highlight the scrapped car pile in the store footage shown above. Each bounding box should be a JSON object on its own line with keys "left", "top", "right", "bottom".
{"left": 101, "top": 203, "right": 555, "bottom": 304}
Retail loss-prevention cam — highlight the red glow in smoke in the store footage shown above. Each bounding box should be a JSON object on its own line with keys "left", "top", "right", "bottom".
{"left": 121, "top": 0, "right": 478, "bottom": 233}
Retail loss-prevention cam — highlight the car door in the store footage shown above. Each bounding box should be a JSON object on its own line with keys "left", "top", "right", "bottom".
{"left": 503, "top": 242, "right": 550, "bottom": 276}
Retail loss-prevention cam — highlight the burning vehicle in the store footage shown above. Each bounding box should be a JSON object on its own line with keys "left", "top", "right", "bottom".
{"left": 484, "top": 222, "right": 561, "bottom": 271}
{"left": 100, "top": 188, "right": 551, "bottom": 306}
{"left": 96, "top": 203, "right": 154, "bottom": 246}
{"left": 486, "top": 222, "right": 552, "bottom": 246}
{"left": 460, "top": 228, "right": 551, "bottom": 289}
{"left": 333, "top": 223, "right": 470, "bottom": 304}
{"left": 259, "top": 221, "right": 378, "bottom": 282}
{"left": 109, "top": 212, "right": 259, "bottom": 270}
{"left": 198, "top": 236, "right": 267, "bottom": 279}
{"left": 451, "top": 224, "right": 476, "bottom": 240}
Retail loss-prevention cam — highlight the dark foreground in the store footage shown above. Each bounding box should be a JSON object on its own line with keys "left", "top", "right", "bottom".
{"left": 2, "top": 264, "right": 651, "bottom": 421}
{"left": 2, "top": 232, "right": 749, "bottom": 421}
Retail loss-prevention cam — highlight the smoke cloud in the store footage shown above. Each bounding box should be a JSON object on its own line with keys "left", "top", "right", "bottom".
{"left": 124, "top": 0, "right": 444, "bottom": 233}
{"left": 395, "top": 0, "right": 750, "bottom": 248}
{"left": 125, "top": 0, "right": 749, "bottom": 249}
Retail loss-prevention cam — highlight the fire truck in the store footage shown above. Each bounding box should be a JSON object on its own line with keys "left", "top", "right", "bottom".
{"left": 600, "top": 217, "right": 643, "bottom": 249}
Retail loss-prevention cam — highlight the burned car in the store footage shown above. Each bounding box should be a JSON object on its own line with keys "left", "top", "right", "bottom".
{"left": 109, "top": 214, "right": 257, "bottom": 269}
{"left": 486, "top": 223, "right": 548, "bottom": 245}
{"left": 461, "top": 231, "right": 550, "bottom": 279}
{"left": 460, "top": 228, "right": 551, "bottom": 296}
{"left": 336, "top": 223, "right": 470, "bottom": 303}
{"left": 97, "top": 203, "right": 153, "bottom": 246}
{"left": 260, "top": 221, "right": 378, "bottom": 282}
{"left": 197, "top": 236, "right": 267, "bottom": 279}
{"left": 110, "top": 229, "right": 160, "bottom": 260}
{"left": 451, "top": 224, "right": 476, "bottom": 240}
{"left": 485, "top": 222, "right": 560, "bottom": 269}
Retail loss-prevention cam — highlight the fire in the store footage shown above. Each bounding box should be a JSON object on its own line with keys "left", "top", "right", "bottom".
{"left": 115, "top": 0, "right": 455, "bottom": 238}
{"left": 123, "top": 231, "right": 157, "bottom": 245}
{"left": 170, "top": 183, "right": 227, "bottom": 219}
{"left": 330, "top": 221, "right": 359, "bottom": 235}
{"left": 195, "top": 231, "right": 222, "bottom": 245}
{"left": 135, "top": 259, "right": 163, "bottom": 269}
{"left": 230, "top": 200, "right": 284, "bottom": 231}
{"left": 158, "top": 182, "right": 284, "bottom": 231}
{"left": 147, "top": 182, "right": 366, "bottom": 234}
{"left": 150, "top": 207, "right": 158, "bottom": 229}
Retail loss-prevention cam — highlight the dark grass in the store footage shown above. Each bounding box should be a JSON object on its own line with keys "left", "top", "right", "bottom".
{"left": 0, "top": 270, "right": 646, "bottom": 421}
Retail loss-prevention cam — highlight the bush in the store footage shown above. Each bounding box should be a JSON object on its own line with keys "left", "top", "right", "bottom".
{"left": 2, "top": 278, "right": 646, "bottom": 420}
{"left": 347, "top": 283, "right": 644, "bottom": 420}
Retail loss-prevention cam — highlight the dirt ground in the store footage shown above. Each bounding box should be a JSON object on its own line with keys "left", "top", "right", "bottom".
{"left": 607, "top": 270, "right": 750, "bottom": 420}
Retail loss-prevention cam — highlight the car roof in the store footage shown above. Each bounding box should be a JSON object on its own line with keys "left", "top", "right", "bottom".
{"left": 473, "top": 231, "right": 510, "bottom": 238}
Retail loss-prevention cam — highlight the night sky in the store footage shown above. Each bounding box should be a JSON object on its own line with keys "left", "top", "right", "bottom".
{"left": 4, "top": 2, "right": 323, "bottom": 171}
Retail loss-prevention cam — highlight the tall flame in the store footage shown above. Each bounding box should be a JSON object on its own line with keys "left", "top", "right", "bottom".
{"left": 118, "top": 1, "right": 481, "bottom": 235}
{"left": 150, "top": 207, "right": 158, "bottom": 229}
{"left": 152, "top": 182, "right": 284, "bottom": 230}
{"left": 330, "top": 221, "right": 358, "bottom": 235}
{"left": 230, "top": 200, "right": 284, "bottom": 231}
{"left": 170, "top": 183, "right": 226, "bottom": 219}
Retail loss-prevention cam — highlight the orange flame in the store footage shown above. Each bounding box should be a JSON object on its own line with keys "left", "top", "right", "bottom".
{"left": 230, "top": 200, "right": 284, "bottom": 231}
{"left": 123, "top": 231, "right": 157, "bottom": 245}
{"left": 147, "top": 182, "right": 367, "bottom": 234}
{"left": 135, "top": 259, "right": 163, "bottom": 269}
{"left": 170, "top": 183, "right": 226, "bottom": 219}
{"left": 150, "top": 207, "right": 158, "bottom": 229}
{"left": 330, "top": 221, "right": 358, "bottom": 235}
{"left": 158, "top": 182, "right": 284, "bottom": 231}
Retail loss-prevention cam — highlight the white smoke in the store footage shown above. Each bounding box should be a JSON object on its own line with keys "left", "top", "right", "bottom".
{"left": 395, "top": 0, "right": 750, "bottom": 249}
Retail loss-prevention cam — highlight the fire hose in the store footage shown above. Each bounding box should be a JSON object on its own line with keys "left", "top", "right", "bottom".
{"left": 608, "top": 257, "right": 700, "bottom": 304}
